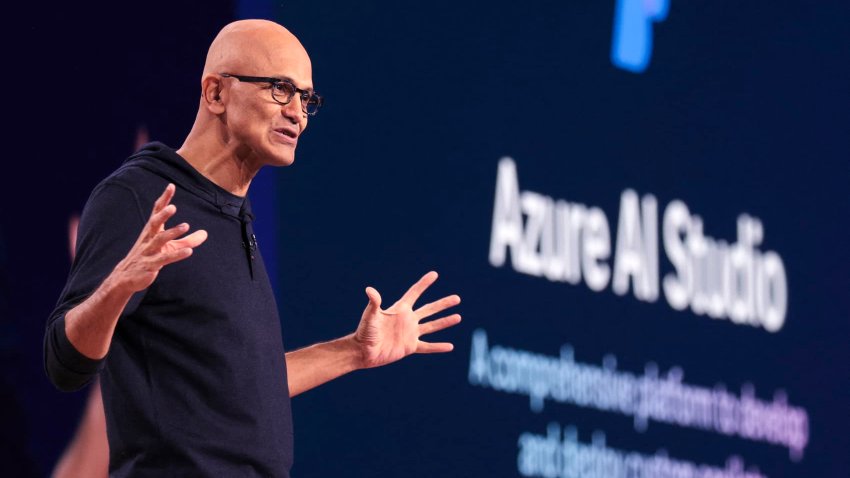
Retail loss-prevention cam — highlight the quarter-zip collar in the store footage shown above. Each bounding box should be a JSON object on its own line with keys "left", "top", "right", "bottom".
{"left": 122, "top": 141, "right": 253, "bottom": 223}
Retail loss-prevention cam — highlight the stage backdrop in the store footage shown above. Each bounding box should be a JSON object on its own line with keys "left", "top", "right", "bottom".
{"left": 275, "top": 2, "right": 850, "bottom": 477}
{"left": 1, "top": 1, "right": 847, "bottom": 477}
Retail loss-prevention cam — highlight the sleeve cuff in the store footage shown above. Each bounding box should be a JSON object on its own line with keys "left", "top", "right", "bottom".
{"left": 50, "top": 314, "right": 105, "bottom": 378}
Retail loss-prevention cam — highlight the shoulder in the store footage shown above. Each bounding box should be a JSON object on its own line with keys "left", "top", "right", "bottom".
{"left": 84, "top": 158, "right": 171, "bottom": 222}
{"left": 102, "top": 159, "right": 169, "bottom": 201}
{"left": 78, "top": 168, "right": 155, "bottom": 235}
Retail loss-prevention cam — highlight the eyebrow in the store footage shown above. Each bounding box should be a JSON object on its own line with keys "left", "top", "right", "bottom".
{"left": 273, "top": 75, "right": 314, "bottom": 93}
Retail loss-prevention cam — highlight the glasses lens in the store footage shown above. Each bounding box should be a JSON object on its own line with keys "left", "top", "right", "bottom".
{"left": 271, "top": 81, "right": 296, "bottom": 104}
{"left": 305, "top": 95, "right": 322, "bottom": 116}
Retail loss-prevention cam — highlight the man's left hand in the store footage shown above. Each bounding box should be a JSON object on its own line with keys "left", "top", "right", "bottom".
{"left": 353, "top": 271, "right": 461, "bottom": 369}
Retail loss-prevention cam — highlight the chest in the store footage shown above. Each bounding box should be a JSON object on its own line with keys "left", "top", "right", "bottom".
{"left": 142, "top": 202, "right": 279, "bottom": 333}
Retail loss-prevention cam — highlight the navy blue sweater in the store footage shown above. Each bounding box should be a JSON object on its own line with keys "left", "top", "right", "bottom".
{"left": 44, "top": 143, "right": 293, "bottom": 477}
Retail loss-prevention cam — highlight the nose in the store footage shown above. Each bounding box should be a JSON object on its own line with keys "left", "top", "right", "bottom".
{"left": 281, "top": 95, "right": 304, "bottom": 123}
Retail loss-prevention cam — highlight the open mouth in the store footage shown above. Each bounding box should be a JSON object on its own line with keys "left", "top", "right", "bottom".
{"left": 273, "top": 128, "right": 298, "bottom": 144}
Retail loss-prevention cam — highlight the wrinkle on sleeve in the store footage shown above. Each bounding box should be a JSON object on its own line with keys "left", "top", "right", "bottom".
{"left": 44, "top": 180, "right": 147, "bottom": 392}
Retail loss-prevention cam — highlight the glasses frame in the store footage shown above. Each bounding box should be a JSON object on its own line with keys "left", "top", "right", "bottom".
{"left": 220, "top": 73, "right": 323, "bottom": 116}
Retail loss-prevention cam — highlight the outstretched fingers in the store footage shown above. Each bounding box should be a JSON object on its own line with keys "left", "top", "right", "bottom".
{"left": 415, "top": 294, "right": 461, "bottom": 321}
{"left": 145, "top": 203, "right": 178, "bottom": 238}
{"left": 158, "top": 246, "right": 196, "bottom": 267}
{"left": 152, "top": 183, "right": 176, "bottom": 215}
{"left": 146, "top": 222, "right": 189, "bottom": 253}
{"left": 157, "top": 230, "right": 208, "bottom": 266}
{"left": 416, "top": 340, "right": 454, "bottom": 354}
{"left": 170, "top": 229, "right": 208, "bottom": 250}
{"left": 419, "top": 314, "right": 462, "bottom": 335}
{"left": 145, "top": 185, "right": 178, "bottom": 236}
{"left": 399, "top": 271, "right": 439, "bottom": 305}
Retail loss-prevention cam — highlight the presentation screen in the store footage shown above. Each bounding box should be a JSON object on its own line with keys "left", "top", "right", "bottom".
{"left": 274, "top": 2, "right": 849, "bottom": 477}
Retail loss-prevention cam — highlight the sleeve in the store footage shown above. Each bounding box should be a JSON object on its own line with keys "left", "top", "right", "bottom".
{"left": 44, "top": 180, "right": 148, "bottom": 392}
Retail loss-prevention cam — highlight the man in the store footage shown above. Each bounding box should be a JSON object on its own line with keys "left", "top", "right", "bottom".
{"left": 44, "top": 19, "right": 461, "bottom": 477}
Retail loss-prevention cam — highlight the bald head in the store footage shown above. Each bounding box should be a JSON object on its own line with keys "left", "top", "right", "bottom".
{"left": 203, "top": 19, "right": 311, "bottom": 82}
{"left": 180, "top": 20, "right": 314, "bottom": 175}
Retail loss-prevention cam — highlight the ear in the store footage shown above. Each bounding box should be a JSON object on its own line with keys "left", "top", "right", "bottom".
{"left": 201, "top": 74, "right": 226, "bottom": 114}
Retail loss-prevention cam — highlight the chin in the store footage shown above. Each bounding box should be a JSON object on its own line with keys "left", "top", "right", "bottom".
{"left": 263, "top": 147, "right": 296, "bottom": 167}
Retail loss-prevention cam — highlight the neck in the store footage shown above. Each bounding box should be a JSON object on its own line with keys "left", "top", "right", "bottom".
{"left": 176, "top": 121, "right": 261, "bottom": 198}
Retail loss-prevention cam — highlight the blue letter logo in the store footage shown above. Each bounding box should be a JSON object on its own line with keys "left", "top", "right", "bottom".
{"left": 611, "top": 0, "right": 670, "bottom": 73}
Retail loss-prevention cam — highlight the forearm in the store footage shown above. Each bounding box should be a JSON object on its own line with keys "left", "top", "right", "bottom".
{"left": 285, "top": 334, "right": 364, "bottom": 397}
{"left": 64, "top": 273, "right": 134, "bottom": 360}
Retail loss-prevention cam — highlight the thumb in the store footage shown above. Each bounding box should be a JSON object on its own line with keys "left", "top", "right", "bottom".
{"left": 365, "top": 286, "right": 382, "bottom": 313}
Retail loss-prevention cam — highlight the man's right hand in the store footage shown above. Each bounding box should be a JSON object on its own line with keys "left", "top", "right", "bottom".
{"left": 111, "top": 183, "right": 208, "bottom": 293}
{"left": 65, "top": 183, "right": 207, "bottom": 360}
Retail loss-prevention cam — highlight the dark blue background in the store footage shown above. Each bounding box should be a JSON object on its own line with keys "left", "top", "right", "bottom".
{"left": 2, "top": 1, "right": 847, "bottom": 476}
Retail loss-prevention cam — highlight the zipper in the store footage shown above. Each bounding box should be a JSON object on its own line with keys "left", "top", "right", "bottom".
{"left": 241, "top": 220, "right": 258, "bottom": 280}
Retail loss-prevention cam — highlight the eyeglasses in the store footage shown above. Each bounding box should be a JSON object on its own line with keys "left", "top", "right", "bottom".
{"left": 220, "top": 73, "right": 324, "bottom": 116}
